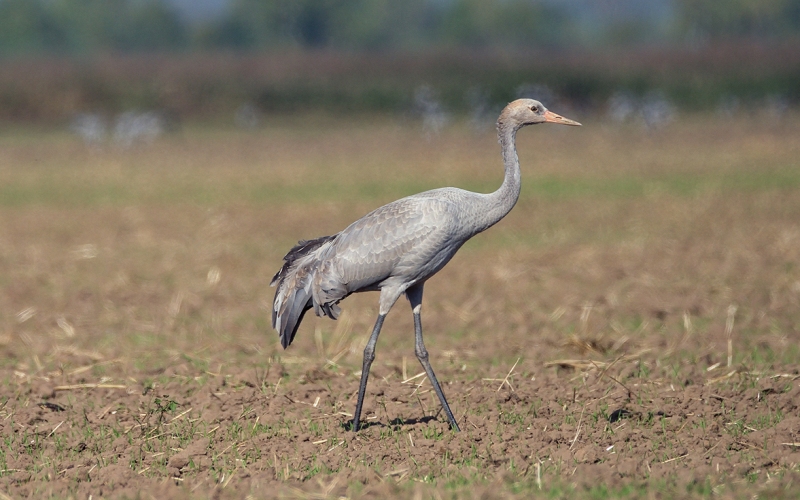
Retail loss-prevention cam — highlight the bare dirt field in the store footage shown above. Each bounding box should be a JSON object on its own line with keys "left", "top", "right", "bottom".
{"left": 1, "top": 113, "right": 800, "bottom": 498}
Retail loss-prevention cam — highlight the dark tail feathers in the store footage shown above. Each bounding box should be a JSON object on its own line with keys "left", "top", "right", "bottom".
{"left": 274, "top": 288, "right": 311, "bottom": 349}
{"left": 271, "top": 234, "right": 337, "bottom": 348}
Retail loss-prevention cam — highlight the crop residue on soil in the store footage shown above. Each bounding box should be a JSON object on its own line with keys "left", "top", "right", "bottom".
{"left": 4, "top": 358, "right": 800, "bottom": 498}
{"left": 1, "top": 117, "right": 800, "bottom": 498}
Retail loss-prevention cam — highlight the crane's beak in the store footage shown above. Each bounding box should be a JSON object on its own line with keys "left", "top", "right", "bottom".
{"left": 544, "top": 110, "right": 581, "bottom": 126}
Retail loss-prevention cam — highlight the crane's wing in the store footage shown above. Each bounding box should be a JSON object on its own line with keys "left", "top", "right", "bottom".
{"left": 311, "top": 194, "right": 457, "bottom": 308}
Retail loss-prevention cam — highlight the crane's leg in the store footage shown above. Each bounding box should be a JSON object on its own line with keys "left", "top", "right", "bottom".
{"left": 351, "top": 313, "right": 385, "bottom": 432}
{"left": 407, "top": 285, "right": 461, "bottom": 432}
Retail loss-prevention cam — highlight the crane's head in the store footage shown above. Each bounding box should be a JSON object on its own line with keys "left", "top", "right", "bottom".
{"left": 499, "top": 99, "right": 581, "bottom": 130}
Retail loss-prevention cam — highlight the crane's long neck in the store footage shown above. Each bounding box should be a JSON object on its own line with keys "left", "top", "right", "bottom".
{"left": 472, "top": 122, "right": 522, "bottom": 234}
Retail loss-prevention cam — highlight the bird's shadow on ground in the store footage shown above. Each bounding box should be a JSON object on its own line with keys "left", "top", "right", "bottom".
{"left": 339, "top": 416, "right": 439, "bottom": 432}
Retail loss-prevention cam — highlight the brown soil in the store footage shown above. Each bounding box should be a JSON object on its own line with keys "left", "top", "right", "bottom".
{"left": 4, "top": 358, "right": 800, "bottom": 498}
{"left": 1, "top": 117, "right": 800, "bottom": 498}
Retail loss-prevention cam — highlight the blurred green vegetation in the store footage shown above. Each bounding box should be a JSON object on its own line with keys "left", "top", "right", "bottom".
{"left": 1, "top": 0, "right": 800, "bottom": 54}
{"left": 675, "top": 0, "right": 800, "bottom": 39}
{"left": 0, "top": 0, "right": 574, "bottom": 53}
{"left": 0, "top": 1, "right": 798, "bottom": 122}
{"left": 0, "top": 0, "right": 186, "bottom": 53}
{"left": 0, "top": 45, "right": 797, "bottom": 123}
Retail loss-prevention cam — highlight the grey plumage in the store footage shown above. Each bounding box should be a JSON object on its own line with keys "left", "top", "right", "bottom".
{"left": 271, "top": 234, "right": 338, "bottom": 348}
{"left": 271, "top": 99, "right": 581, "bottom": 431}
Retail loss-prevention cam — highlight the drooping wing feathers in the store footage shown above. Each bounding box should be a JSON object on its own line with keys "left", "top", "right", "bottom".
{"left": 271, "top": 194, "right": 461, "bottom": 349}
{"left": 271, "top": 234, "right": 337, "bottom": 348}
{"left": 278, "top": 287, "right": 311, "bottom": 349}
{"left": 270, "top": 234, "right": 338, "bottom": 286}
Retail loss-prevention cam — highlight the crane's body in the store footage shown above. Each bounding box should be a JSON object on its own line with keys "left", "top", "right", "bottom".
{"left": 273, "top": 187, "right": 501, "bottom": 345}
{"left": 271, "top": 99, "right": 580, "bottom": 432}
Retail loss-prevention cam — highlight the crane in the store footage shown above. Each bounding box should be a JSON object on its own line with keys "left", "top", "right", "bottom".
{"left": 271, "top": 99, "right": 581, "bottom": 432}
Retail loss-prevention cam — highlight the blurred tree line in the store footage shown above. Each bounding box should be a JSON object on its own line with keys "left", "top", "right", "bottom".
{"left": 675, "top": 0, "right": 800, "bottom": 39}
{"left": 1, "top": 0, "right": 800, "bottom": 55}
{"left": 0, "top": 0, "right": 186, "bottom": 53}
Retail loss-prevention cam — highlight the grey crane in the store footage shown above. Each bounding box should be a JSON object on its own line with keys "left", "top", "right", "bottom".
{"left": 271, "top": 99, "right": 581, "bottom": 432}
